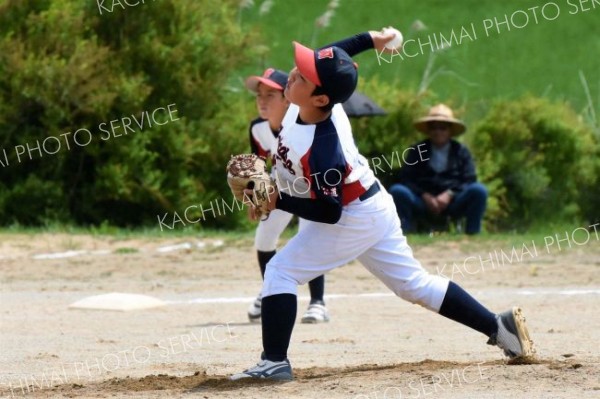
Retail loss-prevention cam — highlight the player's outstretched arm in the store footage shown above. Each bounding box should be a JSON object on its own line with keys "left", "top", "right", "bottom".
{"left": 323, "top": 28, "right": 397, "bottom": 57}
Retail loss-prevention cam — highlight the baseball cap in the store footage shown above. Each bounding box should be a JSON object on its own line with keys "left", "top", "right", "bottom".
{"left": 245, "top": 68, "right": 288, "bottom": 93}
{"left": 293, "top": 42, "right": 358, "bottom": 105}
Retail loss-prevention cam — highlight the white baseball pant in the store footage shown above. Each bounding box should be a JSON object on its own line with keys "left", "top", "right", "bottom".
{"left": 254, "top": 209, "right": 294, "bottom": 252}
{"left": 262, "top": 187, "right": 450, "bottom": 311}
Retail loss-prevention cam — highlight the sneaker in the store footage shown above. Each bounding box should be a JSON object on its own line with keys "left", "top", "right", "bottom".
{"left": 301, "top": 303, "right": 330, "bottom": 324}
{"left": 230, "top": 358, "right": 293, "bottom": 381}
{"left": 247, "top": 294, "right": 262, "bottom": 322}
{"left": 487, "top": 306, "right": 534, "bottom": 358}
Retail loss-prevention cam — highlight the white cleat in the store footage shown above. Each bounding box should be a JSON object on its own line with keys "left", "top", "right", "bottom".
{"left": 301, "top": 303, "right": 330, "bottom": 324}
{"left": 230, "top": 358, "right": 293, "bottom": 381}
{"left": 247, "top": 294, "right": 262, "bottom": 322}
{"left": 487, "top": 306, "right": 535, "bottom": 359}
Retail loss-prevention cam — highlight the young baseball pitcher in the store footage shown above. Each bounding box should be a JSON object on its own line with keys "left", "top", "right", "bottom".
{"left": 244, "top": 68, "right": 330, "bottom": 323}
{"left": 231, "top": 29, "right": 534, "bottom": 381}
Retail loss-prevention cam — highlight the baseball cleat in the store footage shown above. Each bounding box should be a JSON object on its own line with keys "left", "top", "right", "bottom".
{"left": 230, "top": 358, "right": 293, "bottom": 381}
{"left": 487, "top": 306, "right": 534, "bottom": 359}
{"left": 301, "top": 303, "right": 330, "bottom": 324}
{"left": 247, "top": 294, "right": 262, "bottom": 322}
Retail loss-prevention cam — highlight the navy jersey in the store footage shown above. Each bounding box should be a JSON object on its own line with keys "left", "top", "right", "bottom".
{"left": 273, "top": 104, "right": 375, "bottom": 224}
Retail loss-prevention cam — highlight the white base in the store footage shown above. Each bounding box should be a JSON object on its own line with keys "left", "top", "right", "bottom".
{"left": 69, "top": 292, "right": 166, "bottom": 311}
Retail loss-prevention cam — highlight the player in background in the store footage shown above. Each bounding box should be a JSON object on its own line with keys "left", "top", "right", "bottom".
{"left": 231, "top": 30, "right": 534, "bottom": 381}
{"left": 244, "top": 68, "right": 330, "bottom": 324}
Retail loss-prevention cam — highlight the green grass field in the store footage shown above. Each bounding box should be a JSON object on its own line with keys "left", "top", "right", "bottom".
{"left": 0, "top": 219, "right": 584, "bottom": 250}
{"left": 237, "top": 0, "right": 599, "bottom": 121}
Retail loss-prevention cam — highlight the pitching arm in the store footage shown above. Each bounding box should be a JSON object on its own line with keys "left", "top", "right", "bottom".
{"left": 323, "top": 30, "right": 397, "bottom": 57}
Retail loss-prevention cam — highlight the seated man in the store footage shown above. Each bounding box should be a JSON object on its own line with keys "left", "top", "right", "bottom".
{"left": 389, "top": 104, "right": 487, "bottom": 234}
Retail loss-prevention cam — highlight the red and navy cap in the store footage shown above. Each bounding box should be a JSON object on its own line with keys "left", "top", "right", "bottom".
{"left": 245, "top": 68, "right": 289, "bottom": 93}
{"left": 293, "top": 42, "right": 358, "bottom": 105}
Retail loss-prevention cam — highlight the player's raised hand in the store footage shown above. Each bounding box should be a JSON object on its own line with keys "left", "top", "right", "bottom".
{"left": 369, "top": 27, "right": 401, "bottom": 53}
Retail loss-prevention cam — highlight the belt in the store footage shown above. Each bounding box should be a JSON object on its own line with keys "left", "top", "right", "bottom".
{"left": 359, "top": 182, "right": 381, "bottom": 201}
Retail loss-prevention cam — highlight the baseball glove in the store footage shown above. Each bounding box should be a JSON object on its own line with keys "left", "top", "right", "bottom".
{"left": 226, "top": 154, "right": 275, "bottom": 219}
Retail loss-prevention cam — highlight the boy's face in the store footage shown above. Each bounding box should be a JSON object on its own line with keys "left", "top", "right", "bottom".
{"left": 285, "top": 67, "right": 328, "bottom": 109}
{"left": 256, "top": 83, "right": 286, "bottom": 120}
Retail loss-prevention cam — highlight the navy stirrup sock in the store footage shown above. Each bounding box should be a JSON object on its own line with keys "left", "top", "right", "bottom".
{"left": 262, "top": 293, "right": 297, "bottom": 361}
{"left": 439, "top": 281, "right": 497, "bottom": 337}
{"left": 308, "top": 275, "right": 325, "bottom": 304}
{"left": 257, "top": 250, "right": 276, "bottom": 279}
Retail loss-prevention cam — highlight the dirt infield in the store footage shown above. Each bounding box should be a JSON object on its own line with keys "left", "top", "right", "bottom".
{"left": 1, "top": 232, "right": 599, "bottom": 398}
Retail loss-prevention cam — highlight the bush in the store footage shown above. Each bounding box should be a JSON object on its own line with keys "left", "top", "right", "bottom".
{"left": 468, "top": 96, "right": 598, "bottom": 230}
{"left": 0, "top": 0, "right": 258, "bottom": 228}
{"left": 351, "top": 78, "right": 430, "bottom": 187}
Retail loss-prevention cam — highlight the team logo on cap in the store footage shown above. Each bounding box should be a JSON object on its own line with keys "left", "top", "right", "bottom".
{"left": 317, "top": 47, "right": 334, "bottom": 60}
{"left": 263, "top": 68, "right": 275, "bottom": 77}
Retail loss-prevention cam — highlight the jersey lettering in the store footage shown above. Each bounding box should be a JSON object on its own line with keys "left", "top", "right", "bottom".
{"left": 275, "top": 136, "right": 295, "bottom": 175}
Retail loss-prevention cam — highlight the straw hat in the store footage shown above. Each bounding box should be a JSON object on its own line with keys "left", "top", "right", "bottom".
{"left": 414, "top": 104, "right": 466, "bottom": 136}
